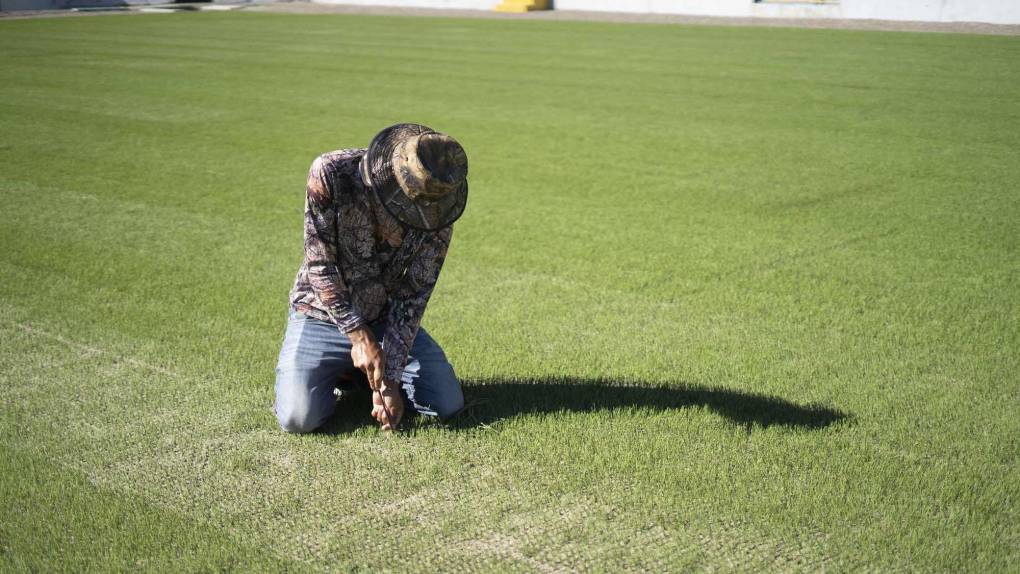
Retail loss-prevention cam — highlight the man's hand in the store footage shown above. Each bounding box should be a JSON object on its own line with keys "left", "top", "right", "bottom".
{"left": 348, "top": 326, "right": 385, "bottom": 390}
{"left": 372, "top": 381, "right": 405, "bottom": 431}
{"left": 349, "top": 327, "right": 403, "bottom": 430}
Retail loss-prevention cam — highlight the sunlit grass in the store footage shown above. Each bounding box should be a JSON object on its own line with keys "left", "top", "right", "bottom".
{"left": 1, "top": 11, "right": 1018, "bottom": 572}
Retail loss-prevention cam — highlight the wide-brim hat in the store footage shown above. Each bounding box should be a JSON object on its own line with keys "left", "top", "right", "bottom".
{"left": 359, "top": 123, "right": 469, "bottom": 231}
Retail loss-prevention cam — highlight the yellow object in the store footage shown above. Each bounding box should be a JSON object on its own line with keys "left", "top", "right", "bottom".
{"left": 494, "top": 0, "right": 549, "bottom": 13}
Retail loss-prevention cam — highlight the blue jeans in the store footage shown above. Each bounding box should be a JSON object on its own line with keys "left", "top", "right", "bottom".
{"left": 274, "top": 310, "right": 464, "bottom": 433}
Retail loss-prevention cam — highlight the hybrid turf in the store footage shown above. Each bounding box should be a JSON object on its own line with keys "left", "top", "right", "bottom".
{"left": 1, "top": 11, "right": 1018, "bottom": 572}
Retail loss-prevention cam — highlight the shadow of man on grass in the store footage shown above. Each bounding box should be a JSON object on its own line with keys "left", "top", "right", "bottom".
{"left": 321, "top": 377, "right": 849, "bottom": 434}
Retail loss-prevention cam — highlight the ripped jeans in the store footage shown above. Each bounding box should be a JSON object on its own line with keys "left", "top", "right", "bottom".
{"left": 273, "top": 310, "right": 464, "bottom": 433}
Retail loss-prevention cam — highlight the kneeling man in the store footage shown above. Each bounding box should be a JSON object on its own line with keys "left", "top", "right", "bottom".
{"left": 274, "top": 123, "right": 468, "bottom": 432}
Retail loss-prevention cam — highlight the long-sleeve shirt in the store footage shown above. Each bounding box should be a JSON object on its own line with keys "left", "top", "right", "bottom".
{"left": 288, "top": 148, "right": 453, "bottom": 384}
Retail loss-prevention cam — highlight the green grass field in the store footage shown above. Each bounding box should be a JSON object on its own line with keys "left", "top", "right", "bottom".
{"left": 1, "top": 10, "right": 1018, "bottom": 572}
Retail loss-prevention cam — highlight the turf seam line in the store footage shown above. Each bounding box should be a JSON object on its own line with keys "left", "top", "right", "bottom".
{"left": 11, "top": 321, "right": 179, "bottom": 378}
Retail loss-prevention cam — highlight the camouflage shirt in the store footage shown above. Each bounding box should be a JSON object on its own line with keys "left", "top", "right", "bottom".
{"left": 289, "top": 148, "right": 453, "bottom": 384}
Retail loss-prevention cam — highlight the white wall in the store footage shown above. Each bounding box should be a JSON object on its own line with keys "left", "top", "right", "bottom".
{"left": 941, "top": 0, "right": 1020, "bottom": 23}
{"left": 315, "top": 0, "right": 499, "bottom": 9}
{"left": 552, "top": 0, "right": 750, "bottom": 17}
{"left": 552, "top": 0, "right": 1020, "bottom": 24}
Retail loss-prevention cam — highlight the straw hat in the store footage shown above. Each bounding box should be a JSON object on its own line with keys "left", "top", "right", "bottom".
{"left": 359, "top": 123, "right": 469, "bottom": 231}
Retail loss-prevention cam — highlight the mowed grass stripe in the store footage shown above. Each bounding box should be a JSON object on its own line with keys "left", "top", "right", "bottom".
{"left": 0, "top": 444, "right": 297, "bottom": 573}
{"left": 1, "top": 11, "right": 1018, "bottom": 571}
{"left": 2, "top": 315, "right": 843, "bottom": 571}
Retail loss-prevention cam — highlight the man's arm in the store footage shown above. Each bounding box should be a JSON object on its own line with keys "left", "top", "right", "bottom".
{"left": 304, "top": 153, "right": 389, "bottom": 391}
{"left": 303, "top": 153, "right": 366, "bottom": 333}
{"left": 381, "top": 226, "right": 453, "bottom": 386}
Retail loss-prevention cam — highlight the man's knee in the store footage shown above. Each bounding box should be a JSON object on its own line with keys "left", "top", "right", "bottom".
{"left": 404, "top": 356, "right": 464, "bottom": 420}
{"left": 276, "top": 403, "right": 324, "bottom": 434}
{"left": 431, "top": 383, "right": 465, "bottom": 420}
{"left": 275, "top": 370, "right": 335, "bottom": 433}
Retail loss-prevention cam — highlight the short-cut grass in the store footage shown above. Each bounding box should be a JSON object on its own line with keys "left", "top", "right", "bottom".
{"left": 1, "top": 10, "right": 1018, "bottom": 572}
